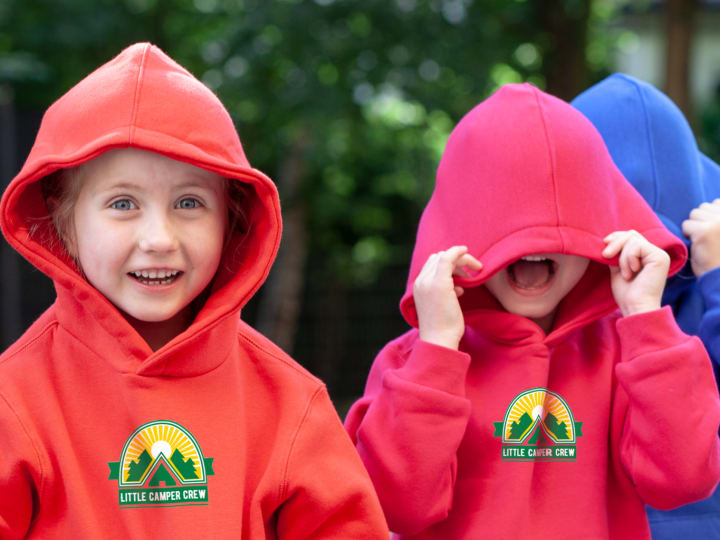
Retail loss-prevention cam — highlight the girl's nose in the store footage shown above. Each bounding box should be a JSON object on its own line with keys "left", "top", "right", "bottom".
{"left": 138, "top": 214, "right": 179, "bottom": 253}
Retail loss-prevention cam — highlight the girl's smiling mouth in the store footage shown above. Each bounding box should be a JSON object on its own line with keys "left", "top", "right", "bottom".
{"left": 128, "top": 269, "right": 183, "bottom": 286}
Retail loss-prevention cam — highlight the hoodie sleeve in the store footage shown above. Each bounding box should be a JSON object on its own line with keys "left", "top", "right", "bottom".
{"left": 614, "top": 306, "right": 720, "bottom": 510}
{"left": 697, "top": 268, "right": 720, "bottom": 367}
{"left": 275, "top": 385, "right": 389, "bottom": 539}
{"left": 0, "top": 392, "right": 41, "bottom": 540}
{"left": 344, "top": 336, "right": 472, "bottom": 535}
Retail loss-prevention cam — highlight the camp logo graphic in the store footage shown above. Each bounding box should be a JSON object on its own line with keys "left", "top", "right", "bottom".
{"left": 108, "top": 420, "right": 215, "bottom": 507}
{"left": 492, "top": 388, "right": 583, "bottom": 461}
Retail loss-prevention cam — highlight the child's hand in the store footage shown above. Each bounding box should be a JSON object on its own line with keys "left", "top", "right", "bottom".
{"left": 414, "top": 246, "right": 483, "bottom": 350}
{"left": 602, "top": 230, "right": 670, "bottom": 317}
{"left": 682, "top": 199, "right": 720, "bottom": 277}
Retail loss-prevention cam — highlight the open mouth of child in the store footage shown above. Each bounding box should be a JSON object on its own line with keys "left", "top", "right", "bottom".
{"left": 128, "top": 269, "right": 183, "bottom": 286}
{"left": 506, "top": 256, "right": 558, "bottom": 295}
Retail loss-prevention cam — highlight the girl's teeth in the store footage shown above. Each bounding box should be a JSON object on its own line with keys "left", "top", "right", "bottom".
{"left": 130, "top": 270, "right": 180, "bottom": 283}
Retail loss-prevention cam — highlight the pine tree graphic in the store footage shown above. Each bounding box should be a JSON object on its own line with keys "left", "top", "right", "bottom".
{"left": 171, "top": 448, "right": 199, "bottom": 480}
{"left": 126, "top": 449, "right": 152, "bottom": 482}
{"left": 544, "top": 412, "right": 570, "bottom": 440}
{"left": 508, "top": 412, "right": 533, "bottom": 440}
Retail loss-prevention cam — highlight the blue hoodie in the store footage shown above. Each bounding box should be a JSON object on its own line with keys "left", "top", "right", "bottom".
{"left": 573, "top": 73, "right": 720, "bottom": 540}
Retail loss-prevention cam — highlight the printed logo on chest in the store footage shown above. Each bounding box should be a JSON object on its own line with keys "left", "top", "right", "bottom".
{"left": 108, "top": 420, "right": 215, "bottom": 507}
{"left": 492, "top": 388, "right": 583, "bottom": 461}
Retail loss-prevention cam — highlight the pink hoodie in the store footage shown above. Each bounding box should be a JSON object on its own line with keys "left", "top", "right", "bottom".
{"left": 344, "top": 83, "right": 720, "bottom": 539}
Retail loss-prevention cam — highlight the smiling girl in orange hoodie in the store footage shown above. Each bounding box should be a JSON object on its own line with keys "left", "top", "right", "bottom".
{"left": 0, "top": 43, "right": 388, "bottom": 539}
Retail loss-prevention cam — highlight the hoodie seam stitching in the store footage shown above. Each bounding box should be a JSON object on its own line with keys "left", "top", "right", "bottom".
{"left": 128, "top": 44, "right": 151, "bottom": 143}
{"left": 153, "top": 310, "right": 243, "bottom": 375}
{"left": 155, "top": 321, "right": 236, "bottom": 377}
{"left": 55, "top": 322, "right": 136, "bottom": 374}
{"left": 631, "top": 78, "right": 660, "bottom": 210}
{"left": 532, "top": 87, "right": 564, "bottom": 251}
{"left": 0, "top": 390, "right": 47, "bottom": 505}
{"left": 279, "top": 385, "right": 324, "bottom": 501}
{"left": 0, "top": 320, "right": 58, "bottom": 366}
{"left": 236, "top": 329, "right": 320, "bottom": 383}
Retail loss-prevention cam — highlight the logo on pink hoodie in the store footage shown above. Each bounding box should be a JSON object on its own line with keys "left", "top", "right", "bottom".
{"left": 493, "top": 388, "right": 583, "bottom": 461}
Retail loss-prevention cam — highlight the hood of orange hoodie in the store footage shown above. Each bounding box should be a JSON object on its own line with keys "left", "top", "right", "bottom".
{"left": 400, "top": 83, "right": 686, "bottom": 343}
{"left": 0, "top": 43, "right": 282, "bottom": 376}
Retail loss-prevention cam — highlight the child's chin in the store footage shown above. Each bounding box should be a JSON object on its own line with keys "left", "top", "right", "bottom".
{"left": 119, "top": 306, "right": 187, "bottom": 325}
{"left": 504, "top": 301, "right": 556, "bottom": 321}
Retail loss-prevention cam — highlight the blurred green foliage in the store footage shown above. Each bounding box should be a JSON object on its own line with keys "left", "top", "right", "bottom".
{"left": 0, "top": 0, "right": 623, "bottom": 290}
{"left": 701, "top": 84, "right": 720, "bottom": 161}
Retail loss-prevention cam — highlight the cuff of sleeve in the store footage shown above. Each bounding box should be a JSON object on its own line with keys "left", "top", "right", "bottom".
{"left": 616, "top": 305, "right": 688, "bottom": 360}
{"left": 397, "top": 339, "right": 471, "bottom": 395}
{"left": 698, "top": 268, "right": 720, "bottom": 310}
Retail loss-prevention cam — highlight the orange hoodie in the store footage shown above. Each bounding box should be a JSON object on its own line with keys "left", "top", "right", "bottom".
{"left": 344, "top": 84, "right": 720, "bottom": 539}
{"left": 0, "top": 43, "right": 388, "bottom": 539}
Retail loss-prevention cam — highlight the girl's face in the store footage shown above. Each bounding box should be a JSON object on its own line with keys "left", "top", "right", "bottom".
{"left": 68, "top": 148, "right": 227, "bottom": 341}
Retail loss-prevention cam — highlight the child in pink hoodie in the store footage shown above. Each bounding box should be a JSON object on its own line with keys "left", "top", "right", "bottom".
{"left": 344, "top": 83, "right": 720, "bottom": 539}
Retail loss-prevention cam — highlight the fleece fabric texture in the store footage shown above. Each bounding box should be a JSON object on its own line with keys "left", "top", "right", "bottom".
{"left": 572, "top": 73, "right": 720, "bottom": 540}
{"left": 0, "top": 43, "right": 388, "bottom": 539}
{"left": 344, "top": 83, "right": 720, "bottom": 539}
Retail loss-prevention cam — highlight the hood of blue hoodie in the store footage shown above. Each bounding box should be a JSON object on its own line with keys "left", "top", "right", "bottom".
{"left": 572, "top": 73, "right": 720, "bottom": 305}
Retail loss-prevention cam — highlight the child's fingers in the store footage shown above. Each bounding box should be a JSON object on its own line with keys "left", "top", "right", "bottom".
{"left": 454, "top": 286, "right": 465, "bottom": 297}
{"left": 689, "top": 208, "right": 716, "bottom": 221}
{"left": 682, "top": 218, "right": 703, "bottom": 238}
{"left": 434, "top": 247, "right": 466, "bottom": 278}
{"left": 436, "top": 246, "right": 468, "bottom": 268}
{"left": 602, "top": 231, "right": 633, "bottom": 258}
{"left": 417, "top": 252, "right": 440, "bottom": 280}
{"left": 602, "top": 230, "right": 647, "bottom": 265}
{"left": 461, "top": 253, "right": 483, "bottom": 270}
{"left": 618, "top": 238, "right": 643, "bottom": 279}
{"left": 617, "top": 245, "right": 632, "bottom": 279}
{"left": 698, "top": 200, "right": 720, "bottom": 213}
{"left": 452, "top": 253, "right": 483, "bottom": 277}
{"left": 418, "top": 246, "right": 482, "bottom": 282}
{"left": 416, "top": 247, "right": 466, "bottom": 288}
{"left": 603, "top": 230, "right": 626, "bottom": 242}
{"left": 615, "top": 232, "right": 667, "bottom": 281}
{"left": 436, "top": 246, "right": 479, "bottom": 274}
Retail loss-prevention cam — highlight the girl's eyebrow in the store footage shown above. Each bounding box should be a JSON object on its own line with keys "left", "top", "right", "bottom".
{"left": 99, "top": 181, "right": 145, "bottom": 192}
{"left": 174, "top": 180, "right": 221, "bottom": 191}
{"left": 99, "top": 180, "right": 218, "bottom": 192}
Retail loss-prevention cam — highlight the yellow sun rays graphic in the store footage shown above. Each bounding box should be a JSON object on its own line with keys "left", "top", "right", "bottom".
{"left": 121, "top": 422, "right": 202, "bottom": 483}
{"left": 503, "top": 389, "right": 574, "bottom": 442}
{"left": 542, "top": 393, "right": 573, "bottom": 442}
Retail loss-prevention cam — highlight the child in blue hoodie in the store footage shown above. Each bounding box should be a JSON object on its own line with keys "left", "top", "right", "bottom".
{"left": 573, "top": 72, "right": 720, "bottom": 540}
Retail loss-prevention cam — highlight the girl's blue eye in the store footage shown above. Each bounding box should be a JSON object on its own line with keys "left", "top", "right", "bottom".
{"left": 177, "top": 198, "right": 201, "bottom": 209}
{"left": 111, "top": 199, "right": 136, "bottom": 210}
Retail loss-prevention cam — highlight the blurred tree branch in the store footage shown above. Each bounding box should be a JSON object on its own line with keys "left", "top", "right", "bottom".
{"left": 665, "top": 0, "right": 697, "bottom": 121}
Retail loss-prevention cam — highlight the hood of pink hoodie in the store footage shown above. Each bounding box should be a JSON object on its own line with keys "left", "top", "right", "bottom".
{"left": 0, "top": 43, "right": 282, "bottom": 375}
{"left": 400, "top": 83, "right": 686, "bottom": 342}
